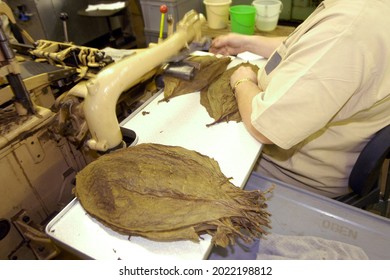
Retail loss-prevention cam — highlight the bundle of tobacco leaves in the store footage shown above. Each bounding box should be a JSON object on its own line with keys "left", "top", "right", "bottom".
{"left": 161, "top": 55, "right": 260, "bottom": 127}
{"left": 200, "top": 62, "right": 260, "bottom": 127}
{"left": 75, "top": 143, "right": 271, "bottom": 247}
{"left": 161, "top": 55, "right": 232, "bottom": 102}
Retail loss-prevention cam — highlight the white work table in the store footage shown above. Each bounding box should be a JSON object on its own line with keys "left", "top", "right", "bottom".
{"left": 45, "top": 56, "right": 264, "bottom": 260}
{"left": 45, "top": 53, "right": 390, "bottom": 260}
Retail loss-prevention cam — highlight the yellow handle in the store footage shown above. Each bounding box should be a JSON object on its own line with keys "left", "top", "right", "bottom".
{"left": 159, "top": 13, "right": 165, "bottom": 39}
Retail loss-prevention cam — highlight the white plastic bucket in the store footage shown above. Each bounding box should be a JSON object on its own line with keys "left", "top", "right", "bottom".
{"left": 252, "top": 0, "right": 283, "bottom": 32}
{"left": 204, "top": 0, "right": 232, "bottom": 29}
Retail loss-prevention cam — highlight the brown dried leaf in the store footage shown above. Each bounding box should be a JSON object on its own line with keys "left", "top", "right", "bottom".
{"left": 75, "top": 143, "right": 270, "bottom": 247}
{"left": 201, "top": 63, "right": 259, "bottom": 126}
{"left": 160, "top": 56, "right": 231, "bottom": 102}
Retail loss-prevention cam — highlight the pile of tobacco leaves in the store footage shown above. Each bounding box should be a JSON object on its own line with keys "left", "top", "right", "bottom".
{"left": 75, "top": 143, "right": 271, "bottom": 247}
{"left": 162, "top": 55, "right": 259, "bottom": 126}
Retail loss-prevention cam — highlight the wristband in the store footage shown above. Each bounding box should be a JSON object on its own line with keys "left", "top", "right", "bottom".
{"left": 232, "top": 78, "right": 253, "bottom": 96}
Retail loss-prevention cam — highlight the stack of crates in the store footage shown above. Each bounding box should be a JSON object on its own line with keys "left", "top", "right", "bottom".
{"left": 140, "top": 0, "right": 204, "bottom": 44}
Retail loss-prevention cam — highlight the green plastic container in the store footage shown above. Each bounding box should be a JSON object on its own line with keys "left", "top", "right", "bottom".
{"left": 229, "top": 5, "right": 256, "bottom": 35}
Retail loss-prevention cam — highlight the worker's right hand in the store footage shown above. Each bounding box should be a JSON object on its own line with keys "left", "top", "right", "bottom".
{"left": 209, "top": 33, "right": 250, "bottom": 56}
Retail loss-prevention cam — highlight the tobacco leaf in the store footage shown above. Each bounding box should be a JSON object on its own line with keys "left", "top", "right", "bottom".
{"left": 75, "top": 143, "right": 271, "bottom": 247}
{"left": 160, "top": 55, "right": 232, "bottom": 102}
{"left": 200, "top": 62, "right": 260, "bottom": 127}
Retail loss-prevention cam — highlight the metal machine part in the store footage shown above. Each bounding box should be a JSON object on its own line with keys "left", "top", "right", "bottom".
{"left": 68, "top": 10, "right": 206, "bottom": 152}
{"left": 0, "top": 120, "right": 94, "bottom": 259}
{"left": 10, "top": 210, "right": 60, "bottom": 260}
{"left": 0, "top": 15, "right": 97, "bottom": 259}
{"left": 160, "top": 37, "right": 212, "bottom": 81}
{"left": 163, "top": 62, "right": 195, "bottom": 80}
{"left": 0, "top": 18, "right": 35, "bottom": 115}
{"left": 30, "top": 40, "right": 113, "bottom": 76}
{"left": 0, "top": 60, "right": 78, "bottom": 109}
{"left": 59, "top": 12, "right": 69, "bottom": 43}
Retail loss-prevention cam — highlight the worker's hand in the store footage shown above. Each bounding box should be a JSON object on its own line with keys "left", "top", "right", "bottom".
{"left": 230, "top": 66, "right": 258, "bottom": 89}
{"left": 209, "top": 33, "right": 251, "bottom": 56}
{"left": 210, "top": 33, "right": 286, "bottom": 59}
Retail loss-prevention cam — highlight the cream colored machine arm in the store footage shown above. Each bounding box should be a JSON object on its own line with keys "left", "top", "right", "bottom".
{"left": 69, "top": 10, "right": 206, "bottom": 151}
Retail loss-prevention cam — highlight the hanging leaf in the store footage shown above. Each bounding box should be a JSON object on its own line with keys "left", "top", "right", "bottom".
{"left": 201, "top": 62, "right": 259, "bottom": 126}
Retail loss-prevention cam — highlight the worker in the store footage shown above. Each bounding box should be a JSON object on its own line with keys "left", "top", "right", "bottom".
{"left": 209, "top": 0, "right": 390, "bottom": 198}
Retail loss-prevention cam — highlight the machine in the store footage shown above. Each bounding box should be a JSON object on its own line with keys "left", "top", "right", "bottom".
{"left": 0, "top": 14, "right": 100, "bottom": 259}
{"left": 0, "top": 4, "right": 206, "bottom": 259}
